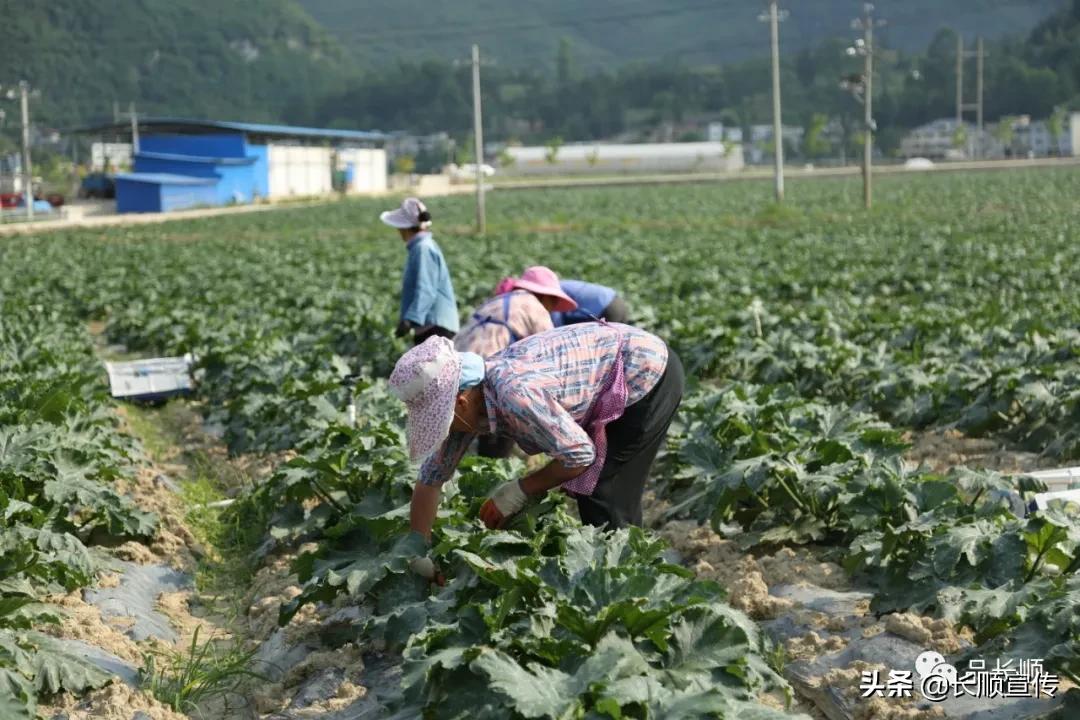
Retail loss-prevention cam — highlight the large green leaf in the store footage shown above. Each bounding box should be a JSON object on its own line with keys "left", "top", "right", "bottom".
{"left": 26, "top": 632, "right": 113, "bottom": 695}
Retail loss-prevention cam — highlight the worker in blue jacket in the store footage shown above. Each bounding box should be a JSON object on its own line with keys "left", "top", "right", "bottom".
{"left": 550, "top": 279, "right": 629, "bottom": 327}
{"left": 380, "top": 198, "right": 460, "bottom": 345}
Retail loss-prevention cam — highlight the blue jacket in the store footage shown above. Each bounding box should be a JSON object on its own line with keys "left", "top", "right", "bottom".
{"left": 400, "top": 233, "right": 459, "bottom": 333}
{"left": 551, "top": 279, "right": 617, "bottom": 326}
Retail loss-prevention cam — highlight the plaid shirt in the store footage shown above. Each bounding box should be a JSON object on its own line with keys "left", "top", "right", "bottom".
{"left": 419, "top": 323, "right": 668, "bottom": 487}
{"left": 454, "top": 290, "right": 553, "bottom": 358}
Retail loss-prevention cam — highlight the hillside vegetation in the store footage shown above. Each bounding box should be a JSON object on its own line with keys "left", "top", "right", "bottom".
{"left": 0, "top": 0, "right": 1075, "bottom": 145}
{"left": 0, "top": 0, "right": 351, "bottom": 127}
{"left": 298, "top": 0, "right": 1065, "bottom": 68}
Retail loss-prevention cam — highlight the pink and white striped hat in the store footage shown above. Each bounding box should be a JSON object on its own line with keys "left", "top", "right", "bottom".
{"left": 389, "top": 336, "right": 462, "bottom": 463}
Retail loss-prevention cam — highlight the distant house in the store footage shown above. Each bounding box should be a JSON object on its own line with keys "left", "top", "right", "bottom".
{"left": 899, "top": 119, "right": 970, "bottom": 159}
{"left": 90, "top": 142, "right": 133, "bottom": 172}
{"left": 1005, "top": 115, "right": 1074, "bottom": 158}
{"left": 902, "top": 114, "right": 1077, "bottom": 160}
{"left": 0, "top": 153, "right": 22, "bottom": 193}
{"left": 746, "top": 124, "right": 804, "bottom": 164}
{"left": 77, "top": 118, "right": 387, "bottom": 213}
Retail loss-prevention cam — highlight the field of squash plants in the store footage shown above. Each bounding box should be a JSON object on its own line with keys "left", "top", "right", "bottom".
{"left": 1, "top": 166, "right": 1078, "bottom": 718}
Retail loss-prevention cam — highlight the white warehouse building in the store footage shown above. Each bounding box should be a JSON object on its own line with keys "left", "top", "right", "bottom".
{"left": 500, "top": 141, "right": 744, "bottom": 176}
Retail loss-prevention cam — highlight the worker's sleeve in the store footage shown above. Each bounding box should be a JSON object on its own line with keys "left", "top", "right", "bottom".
{"left": 419, "top": 431, "right": 475, "bottom": 487}
{"left": 401, "top": 247, "right": 439, "bottom": 326}
{"left": 501, "top": 381, "right": 595, "bottom": 469}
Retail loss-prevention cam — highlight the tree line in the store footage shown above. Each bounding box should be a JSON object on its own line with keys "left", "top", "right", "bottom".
{"left": 302, "top": 1, "right": 1079, "bottom": 163}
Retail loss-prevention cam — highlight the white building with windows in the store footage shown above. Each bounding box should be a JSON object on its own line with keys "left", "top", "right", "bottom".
{"left": 901, "top": 114, "right": 1078, "bottom": 160}
{"left": 899, "top": 119, "right": 970, "bottom": 159}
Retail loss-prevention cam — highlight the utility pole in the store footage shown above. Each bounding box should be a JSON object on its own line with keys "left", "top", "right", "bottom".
{"left": 129, "top": 101, "right": 139, "bottom": 153}
{"left": 848, "top": 5, "right": 883, "bottom": 209}
{"left": 975, "top": 36, "right": 984, "bottom": 156}
{"left": 471, "top": 44, "right": 486, "bottom": 235}
{"left": 956, "top": 36, "right": 963, "bottom": 127}
{"left": 761, "top": 1, "right": 786, "bottom": 202}
{"left": 115, "top": 102, "right": 140, "bottom": 154}
{"left": 17, "top": 82, "right": 33, "bottom": 220}
{"left": 861, "top": 5, "right": 874, "bottom": 210}
{"left": 955, "top": 36, "right": 986, "bottom": 158}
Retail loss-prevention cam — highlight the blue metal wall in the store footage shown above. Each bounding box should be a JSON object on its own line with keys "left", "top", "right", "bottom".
{"left": 116, "top": 178, "right": 162, "bottom": 213}
{"left": 120, "top": 131, "right": 267, "bottom": 210}
{"left": 140, "top": 133, "right": 247, "bottom": 158}
{"left": 135, "top": 155, "right": 219, "bottom": 178}
{"left": 247, "top": 144, "right": 269, "bottom": 199}
{"left": 160, "top": 182, "right": 218, "bottom": 212}
{"left": 116, "top": 176, "right": 219, "bottom": 213}
{"left": 212, "top": 163, "right": 257, "bottom": 204}
{"left": 111, "top": 121, "right": 382, "bottom": 214}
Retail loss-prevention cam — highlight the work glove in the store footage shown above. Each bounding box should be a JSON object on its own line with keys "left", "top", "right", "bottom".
{"left": 479, "top": 479, "right": 530, "bottom": 529}
{"left": 395, "top": 320, "right": 414, "bottom": 338}
{"left": 409, "top": 556, "right": 445, "bottom": 586}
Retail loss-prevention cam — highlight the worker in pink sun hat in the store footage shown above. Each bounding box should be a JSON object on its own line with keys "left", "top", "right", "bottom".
{"left": 389, "top": 325, "right": 684, "bottom": 580}
{"left": 454, "top": 266, "right": 577, "bottom": 458}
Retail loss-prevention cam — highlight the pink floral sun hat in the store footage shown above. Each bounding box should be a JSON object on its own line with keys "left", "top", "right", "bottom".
{"left": 508, "top": 266, "right": 578, "bottom": 313}
{"left": 389, "top": 337, "right": 485, "bottom": 463}
{"left": 389, "top": 337, "right": 460, "bottom": 463}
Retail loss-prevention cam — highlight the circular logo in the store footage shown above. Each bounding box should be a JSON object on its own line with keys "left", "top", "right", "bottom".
{"left": 915, "top": 650, "right": 958, "bottom": 702}
{"left": 915, "top": 651, "right": 946, "bottom": 678}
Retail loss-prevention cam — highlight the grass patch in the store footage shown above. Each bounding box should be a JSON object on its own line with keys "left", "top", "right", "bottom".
{"left": 753, "top": 201, "right": 807, "bottom": 228}
{"left": 140, "top": 625, "right": 262, "bottom": 716}
{"left": 182, "top": 478, "right": 267, "bottom": 599}
{"left": 122, "top": 400, "right": 268, "bottom": 602}
{"left": 122, "top": 403, "right": 175, "bottom": 461}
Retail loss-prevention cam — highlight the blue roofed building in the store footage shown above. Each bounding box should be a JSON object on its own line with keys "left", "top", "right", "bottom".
{"left": 78, "top": 118, "right": 387, "bottom": 214}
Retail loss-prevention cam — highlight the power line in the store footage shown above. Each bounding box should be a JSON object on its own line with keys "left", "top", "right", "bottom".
{"left": 333, "top": 0, "right": 706, "bottom": 37}
{"left": 0, "top": 0, "right": 729, "bottom": 51}
{"left": 302, "top": 0, "right": 730, "bottom": 42}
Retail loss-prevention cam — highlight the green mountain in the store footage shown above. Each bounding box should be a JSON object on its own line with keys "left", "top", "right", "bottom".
{"left": 0, "top": 0, "right": 351, "bottom": 128}
{"left": 297, "top": 0, "right": 1066, "bottom": 69}
{"left": 0, "top": 0, "right": 1071, "bottom": 139}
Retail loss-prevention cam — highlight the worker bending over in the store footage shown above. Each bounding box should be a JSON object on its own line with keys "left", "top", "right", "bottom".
{"left": 553, "top": 279, "right": 629, "bottom": 326}
{"left": 495, "top": 276, "right": 627, "bottom": 326}
{"left": 389, "top": 323, "right": 684, "bottom": 580}
{"left": 455, "top": 266, "right": 578, "bottom": 458}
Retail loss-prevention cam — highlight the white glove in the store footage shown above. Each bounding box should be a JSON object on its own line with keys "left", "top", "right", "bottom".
{"left": 410, "top": 556, "right": 436, "bottom": 580}
{"left": 479, "top": 480, "right": 529, "bottom": 529}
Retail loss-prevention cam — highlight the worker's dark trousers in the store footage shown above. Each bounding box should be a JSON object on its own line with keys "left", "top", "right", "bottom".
{"left": 413, "top": 326, "right": 456, "bottom": 346}
{"left": 575, "top": 349, "right": 684, "bottom": 529}
{"left": 478, "top": 434, "right": 515, "bottom": 458}
{"left": 562, "top": 296, "right": 630, "bottom": 325}
{"left": 600, "top": 296, "right": 630, "bottom": 324}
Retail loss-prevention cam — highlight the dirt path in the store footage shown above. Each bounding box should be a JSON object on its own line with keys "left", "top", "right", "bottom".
{"left": 34, "top": 327, "right": 291, "bottom": 718}
{"left": 37, "top": 394, "right": 259, "bottom": 719}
